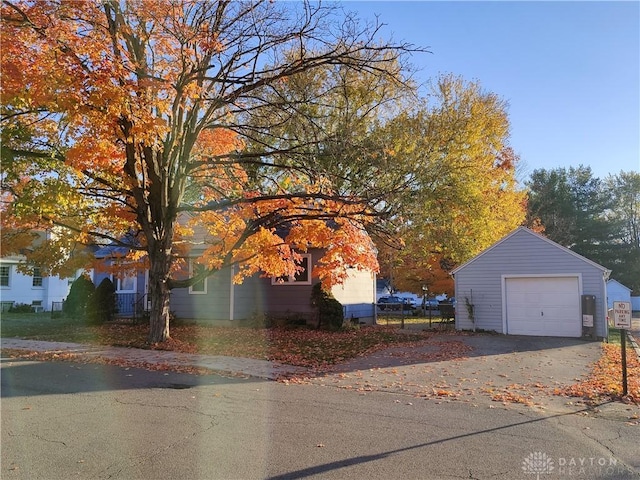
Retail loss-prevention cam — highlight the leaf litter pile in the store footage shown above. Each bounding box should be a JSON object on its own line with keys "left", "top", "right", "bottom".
{"left": 3, "top": 322, "right": 639, "bottom": 408}
{"left": 558, "top": 343, "right": 640, "bottom": 405}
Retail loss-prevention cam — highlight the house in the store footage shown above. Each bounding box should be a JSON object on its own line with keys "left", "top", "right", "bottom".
{"left": 169, "top": 246, "right": 376, "bottom": 324}
{"left": 93, "top": 246, "right": 377, "bottom": 325}
{"left": 0, "top": 254, "right": 73, "bottom": 312}
{"left": 451, "top": 227, "right": 610, "bottom": 338}
{"left": 606, "top": 279, "right": 632, "bottom": 310}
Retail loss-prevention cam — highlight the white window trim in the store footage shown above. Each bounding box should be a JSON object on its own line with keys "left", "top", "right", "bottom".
{"left": 32, "top": 267, "right": 43, "bottom": 289}
{"left": 112, "top": 273, "right": 137, "bottom": 293}
{"left": 0, "top": 265, "right": 11, "bottom": 288}
{"left": 189, "top": 260, "right": 208, "bottom": 295}
{"left": 271, "top": 254, "right": 312, "bottom": 285}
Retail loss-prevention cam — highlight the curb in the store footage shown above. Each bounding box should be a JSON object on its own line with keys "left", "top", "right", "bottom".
{"left": 627, "top": 332, "right": 640, "bottom": 359}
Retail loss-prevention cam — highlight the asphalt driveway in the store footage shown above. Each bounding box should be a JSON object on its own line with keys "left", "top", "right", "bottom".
{"left": 311, "top": 333, "right": 609, "bottom": 412}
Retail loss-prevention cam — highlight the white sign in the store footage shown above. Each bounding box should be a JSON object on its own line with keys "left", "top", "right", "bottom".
{"left": 582, "top": 314, "right": 593, "bottom": 327}
{"left": 613, "top": 301, "right": 632, "bottom": 329}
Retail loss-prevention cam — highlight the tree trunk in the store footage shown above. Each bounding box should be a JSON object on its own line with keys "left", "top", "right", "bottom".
{"left": 147, "top": 251, "right": 172, "bottom": 344}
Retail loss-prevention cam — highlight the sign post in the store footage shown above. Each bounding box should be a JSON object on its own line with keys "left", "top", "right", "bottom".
{"left": 613, "top": 301, "right": 632, "bottom": 396}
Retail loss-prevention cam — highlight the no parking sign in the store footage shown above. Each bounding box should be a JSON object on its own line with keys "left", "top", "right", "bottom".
{"left": 612, "top": 301, "right": 632, "bottom": 396}
{"left": 613, "top": 301, "right": 632, "bottom": 329}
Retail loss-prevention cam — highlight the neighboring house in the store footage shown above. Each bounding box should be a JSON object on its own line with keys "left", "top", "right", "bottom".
{"left": 0, "top": 254, "right": 73, "bottom": 312}
{"left": 94, "top": 246, "right": 377, "bottom": 325}
{"left": 606, "top": 279, "right": 632, "bottom": 310}
{"left": 93, "top": 244, "right": 149, "bottom": 317}
{"left": 452, "top": 227, "right": 610, "bottom": 339}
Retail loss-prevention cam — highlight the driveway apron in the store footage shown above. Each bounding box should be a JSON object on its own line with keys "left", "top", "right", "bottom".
{"left": 311, "top": 333, "right": 606, "bottom": 412}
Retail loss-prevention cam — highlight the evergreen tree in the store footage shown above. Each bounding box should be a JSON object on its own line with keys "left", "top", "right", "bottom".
{"left": 63, "top": 274, "right": 95, "bottom": 318}
{"left": 88, "top": 278, "right": 117, "bottom": 324}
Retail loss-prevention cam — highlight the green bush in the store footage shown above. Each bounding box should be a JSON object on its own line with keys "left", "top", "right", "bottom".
{"left": 311, "top": 283, "right": 344, "bottom": 330}
{"left": 87, "top": 277, "right": 117, "bottom": 324}
{"left": 63, "top": 274, "right": 95, "bottom": 318}
{"left": 8, "top": 303, "right": 35, "bottom": 313}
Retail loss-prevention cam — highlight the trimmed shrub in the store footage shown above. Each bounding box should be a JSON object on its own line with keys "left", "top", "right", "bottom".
{"left": 8, "top": 303, "right": 35, "bottom": 313}
{"left": 63, "top": 274, "right": 95, "bottom": 318}
{"left": 311, "top": 282, "right": 344, "bottom": 330}
{"left": 87, "top": 277, "right": 117, "bottom": 324}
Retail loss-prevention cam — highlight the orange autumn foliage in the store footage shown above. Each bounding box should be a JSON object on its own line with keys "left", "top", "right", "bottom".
{"left": 560, "top": 342, "right": 640, "bottom": 405}
{"left": 1, "top": 0, "right": 415, "bottom": 343}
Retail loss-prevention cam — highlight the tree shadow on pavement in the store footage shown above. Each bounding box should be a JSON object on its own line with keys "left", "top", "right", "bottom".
{"left": 0, "top": 358, "right": 257, "bottom": 398}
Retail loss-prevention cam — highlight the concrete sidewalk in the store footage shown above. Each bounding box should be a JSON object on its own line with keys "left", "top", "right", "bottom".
{"left": 0, "top": 338, "right": 308, "bottom": 380}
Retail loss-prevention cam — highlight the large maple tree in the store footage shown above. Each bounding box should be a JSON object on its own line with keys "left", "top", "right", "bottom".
{"left": 1, "top": 0, "right": 421, "bottom": 342}
{"left": 373, "top": 76, "right": 527, "bottom": 294}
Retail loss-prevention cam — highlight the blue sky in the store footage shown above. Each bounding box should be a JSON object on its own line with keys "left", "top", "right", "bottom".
{"left": 345, "top": 1, "right": 640, "bottom": 181}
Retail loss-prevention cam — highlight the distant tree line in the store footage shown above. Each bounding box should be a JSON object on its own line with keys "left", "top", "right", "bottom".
{"left": 526, "top": 166, "right": 640, "bottom": 293}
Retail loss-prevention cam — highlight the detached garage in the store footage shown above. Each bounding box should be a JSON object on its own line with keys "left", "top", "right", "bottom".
{"left": 452, "top": 227, "right": 610, "bottom": 338}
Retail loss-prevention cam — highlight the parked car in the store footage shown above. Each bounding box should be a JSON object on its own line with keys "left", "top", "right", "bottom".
{"left": 402, "top": 297, "right": 418, "bottom": 309}
{"left": 422, "top": 299, "right": 440, "bottom": 310}
{"left": 378, "top": 296, "right": 414, "bottom": 311}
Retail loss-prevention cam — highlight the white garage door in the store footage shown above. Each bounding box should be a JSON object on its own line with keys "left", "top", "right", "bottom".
{"left": 505, "top": 276, "right": 581, "bottom": 337}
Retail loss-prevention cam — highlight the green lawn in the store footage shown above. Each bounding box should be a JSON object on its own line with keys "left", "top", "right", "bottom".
{"left": 1, "top": 312, "right": 103, "bottom": 343}
{"left": 1, "top": 311, "right": 438, "bottom": 367}
{"left": 377, "top": 312, "right": 454, "bottom": 328}
{"left": 608, "top": 328, "right": 623, "bottom": 345}
{"left": 607, "top": 327, "right": 638, "bottom": 347}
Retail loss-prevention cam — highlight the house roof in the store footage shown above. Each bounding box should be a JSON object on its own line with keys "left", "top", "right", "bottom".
{"left": 607, "top": 278, "right": 632, "bottom": 292}
{"left": 451, "top": 226, "right": 611, "bottom": 276}
{"left": 94, "top": 244, "right": 132, "bottom": 258}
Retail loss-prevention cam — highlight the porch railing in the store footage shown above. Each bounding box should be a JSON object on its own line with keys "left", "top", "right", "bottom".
{"left": 116, "top": 293, "right": 149, "bottom": 322}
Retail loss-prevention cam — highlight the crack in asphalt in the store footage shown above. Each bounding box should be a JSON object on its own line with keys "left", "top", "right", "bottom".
{"left": 101, "top": 417, "right": 218, "bottom": 479}
{"left": 113, "top": 396, "right": 222, "bottom": 419}
{"left": 31, "top": 433, "right": 68, "bottom": 447}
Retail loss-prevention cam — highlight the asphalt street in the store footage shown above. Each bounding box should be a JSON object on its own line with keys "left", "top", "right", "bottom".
{"left": 2, "top": 348, "right": 639, "bottom": 480}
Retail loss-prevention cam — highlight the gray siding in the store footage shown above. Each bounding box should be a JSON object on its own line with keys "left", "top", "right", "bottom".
{"left": 119, "top": 249, "right": 375, "bottom": 325}
{"left": 261, "top": 250, "right": 322, "bottom": 318}
{"left": 233, "top": 275, "right": 266, "bottom": 320}
{"left": 454, "top": 228, "right": 608, "bottom": 337}
{"left": 170, "top": 268, "right": 232, "bottom": 321}
{"left": 263, "top": 278, "right": 316, "bottom": 316}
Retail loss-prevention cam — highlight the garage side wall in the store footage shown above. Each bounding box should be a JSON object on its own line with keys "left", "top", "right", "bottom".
{"left": 454, "top": 229, "right": 608, "bottom": 337}
{"left": 331, "top": 268, "right": 376, "bottom": 324}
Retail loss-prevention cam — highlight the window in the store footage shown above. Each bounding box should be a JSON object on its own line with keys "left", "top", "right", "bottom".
{"left": 189, "top": 261, "right": 207, "bottom": 294}
{"left": 112, "top": 273, "right": 136, "bottom": 293}
{"left": 272, "top": 255, "right": 312, "bottom": 285}
{"left": 32, "top": 267, "right": 43, "bottom": 287}
{"left": 0, "top": 266, "right": 10, "bottom": 287}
